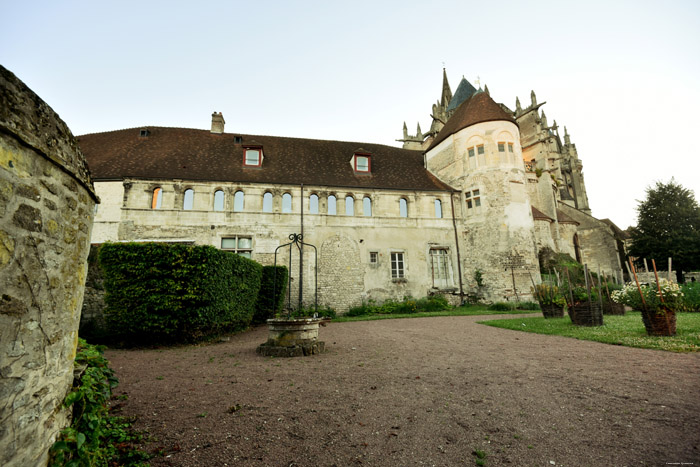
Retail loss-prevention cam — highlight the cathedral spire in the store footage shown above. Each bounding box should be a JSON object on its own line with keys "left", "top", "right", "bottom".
{"left": 440, "top": 68, "right": 452, "bottom": 108}
{"left": 403, "top": 122, "right": 408, "bottom": 140}
{"left": 416, "top": 122, "right": 423, "bottom": 139}
{"left": 564, "top": 126, "right": 571, "bottom": 145}
{"left": 531, "top": 90, "right": 537, "bottom": 107}
{"left": 540, "top": 110, "right": 548, "bottom": 128}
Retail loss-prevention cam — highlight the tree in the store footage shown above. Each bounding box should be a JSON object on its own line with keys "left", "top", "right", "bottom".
{"left": 628, "top": 180, "right": 700, "bottom": 283}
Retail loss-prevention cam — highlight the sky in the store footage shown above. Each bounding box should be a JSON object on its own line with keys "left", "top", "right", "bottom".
{"left": 2, "top": 0, "right": 699, "bottom": 229}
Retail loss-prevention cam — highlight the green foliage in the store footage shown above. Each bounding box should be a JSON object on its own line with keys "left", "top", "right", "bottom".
{"left": 99, "top": 242, "right": 262, "bottom": 344}
{"left": 474, "top": 269, "right": 484, "bottom": 288}
{"left": 49, "top": 339, "right": 149, "bottom": 466}
{"left": 535, "top": 168, "right": 543, "bottom": 178}
{"left": 480, "top": 312, "right": 700, "bottom": 353}
{"left": 253, "top": 266, "right": 288, "bottom": 323}
{"left": 532, "top": 283, "right": 566, "bottom": 307}
{"left": 612, "top": 279, "right": 684, "bottom": 313}
{"left": 487, "top": 302, "right": 513, "bottom": 311}
{"left": 680, "top": 282, "right": 700, "bottom": 312}
{"left": 515, "top": 301, "right": 541, "bottom": 310}
{"left": 286, "top": 304, "right": 337, "bottom": 319}
{"left": 345, "top": 295, "right": 451, "bottom": 316}
{"left": 629, "top": 180, "right": 700, "bottom": 282}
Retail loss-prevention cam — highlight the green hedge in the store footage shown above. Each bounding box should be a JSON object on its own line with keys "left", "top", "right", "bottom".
{"left": 99, "top": 242, "right": 262, "bottom": 344}
{"left": 253, "top": 265, "right": 289, "bottom": 323}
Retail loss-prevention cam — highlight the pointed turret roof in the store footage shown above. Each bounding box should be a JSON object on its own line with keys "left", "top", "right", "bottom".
{"left": 446, "top": 77, "right": 477, "bottom": 113}
{"left": 440, "top": 68, "right": 452, "bottom": 107}
{"left": 428, "top": 91, "right": 517, "bottom": 150}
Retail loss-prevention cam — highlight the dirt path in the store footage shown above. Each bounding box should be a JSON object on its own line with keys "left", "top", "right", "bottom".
{"left": 105, "top": 315, "right": 700, "bottom": 466}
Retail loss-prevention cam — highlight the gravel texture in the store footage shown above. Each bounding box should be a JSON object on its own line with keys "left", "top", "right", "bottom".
{"left": 105, "top": 315, "right": 700, "bottom": 466}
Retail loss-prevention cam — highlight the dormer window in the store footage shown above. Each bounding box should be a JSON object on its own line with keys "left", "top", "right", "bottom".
{"left": 139, "top": 129, "right": 149, "bottom": 137}
{"left": 353, "top": 152, "right": 371, "bottom": 173}
{"left": 244, "top": 147, "right": 262, "bottom": 167}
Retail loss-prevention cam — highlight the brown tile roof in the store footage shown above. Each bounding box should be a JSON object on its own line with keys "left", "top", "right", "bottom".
{"left": 78, "top": 127, "right": 455, "bottom": 192}
{"left": 556, "top": 209, "right": 580, "bottom": 225}
{"left": 429, "top": 91, "right": 517, "bottom": 150}
{"left": 532, "top": 206, "right": 554, "bottom": 222}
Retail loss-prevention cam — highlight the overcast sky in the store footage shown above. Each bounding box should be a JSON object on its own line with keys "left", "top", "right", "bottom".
{"left": 2, "top": 0, "right": 699, "bottom": 229}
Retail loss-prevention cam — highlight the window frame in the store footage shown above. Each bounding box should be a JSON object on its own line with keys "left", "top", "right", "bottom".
{"left": 282, "top": 192, "right": 292, "bottom": 213}
{"left": 434, "top": 199, "right": 443, "bottom": 218}
{"left": 327, "top": 194, "right": 337, "bottom": 215}
{"left": 233, "top": 190, "right": 245, "bottom": 212}
{"left": 221, "top": 235, "right": 253, "bottom": 258}
{"left": 466, "top": 189, "right": 481, "bottom": 209}
{"left": 498, "top": 142, "right": 506, "bottom": 152}
{"left": 213, "top": 189, "right": 225, "bottom": 211}
{"left": 151, "top": 187, "right": 163, "bottom": 209}
{"left": 369, "top": 251, "right": 378, "bottom": 264}
{"left": 309, "top": 193, "right": 319, "bottom": 214}
{"left": 262, "top": 192, "right": 273, "bottom": 213}
{"left": 362, "top": 196, "right": 372, "bottom": 217}
{"left": 390, "top": 252, "right": 405, "bottom": 279}
{"left": 399, "top": 198, "right": 408, "bottom": 218}
{"left": 183, "top": 188, "right": 194, "bottom": 210}
{"left": 243, "top": 146, "right": 263, "bottom": 167}
{"left": 345, "top": 195, "right": 355, "bottom": 216}
{"left": 354, "top": 153, "right": 371, "bottom": 173}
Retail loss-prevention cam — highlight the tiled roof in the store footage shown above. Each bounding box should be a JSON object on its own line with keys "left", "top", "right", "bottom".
{"left": 532, "top": 206, "right": 554, "bottom": 222}
{"left": 78, "top": 127, "right": 454, "bottom": 192}
{"left": 429, "top": 91, "right": 517, "bottom": 150}
{"left": 556, "top": 209, "right": 580, "bottom": 225}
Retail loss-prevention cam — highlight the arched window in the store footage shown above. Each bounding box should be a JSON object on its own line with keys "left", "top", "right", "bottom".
{"left": 151, "top": 187, "right": 162, "bottom": 209}
{"left": 399, "top": 198, "right": 408, "bottom": 218}
{"left": 328, "top": 195, "right": 337, "bottom": 215}
{"left": 309, "top": 194, "right": 319, "bottom": 214}
{"left": 183, "top": 189, "right": 194, "bottom": 210}
{"left": 234, "top": 190, "right": 245, "bottom": 212}
{"left": 213, "top": 190, "right": 224, "bottom": 211}
{"left": 282, "top": 193, "right": 292, "bottom": 213}
{"left": 262, "top": 192, "right": 273, "bottom": 213}
{"left": 363, "top": 196, "right": 372, "bottom": 217}
{"left": 345, "top": 196, "right": 354, "bottom": 216}
{"left": 434, "top": 199, "right": 442, "bottom": 218}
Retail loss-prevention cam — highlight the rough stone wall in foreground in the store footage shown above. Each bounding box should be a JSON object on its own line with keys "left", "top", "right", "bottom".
{"left": 0, "top": 66, "right": 96, "bottom": 466}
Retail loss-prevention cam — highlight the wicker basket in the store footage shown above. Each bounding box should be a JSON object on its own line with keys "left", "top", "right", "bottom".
{"left": 540, "top": 304, "right": 565, "bottom": 318}
{"left": 568, "top": 302, "right": 603, "bottom": 326}
{"left": 641, "top": 308, "right": 676, "bottom": 336}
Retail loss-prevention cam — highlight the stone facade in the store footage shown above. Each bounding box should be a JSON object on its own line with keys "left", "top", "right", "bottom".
{"left": 79, "top": 70, "right": 624, "bottom": 315}
{"left": 0, "top": 66, "right": 97, "bottom": 466}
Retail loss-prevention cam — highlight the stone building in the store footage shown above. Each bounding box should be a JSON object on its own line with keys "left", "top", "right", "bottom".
{"left": 78, "top": 71, "right": 624, "bottom": 312}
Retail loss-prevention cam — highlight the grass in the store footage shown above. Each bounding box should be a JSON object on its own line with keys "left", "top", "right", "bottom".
{"left": 479, "top": 311, "right": 700, "bottom": 353}
{"left": 333, "top": 305, "right": 534, "bottom": 323}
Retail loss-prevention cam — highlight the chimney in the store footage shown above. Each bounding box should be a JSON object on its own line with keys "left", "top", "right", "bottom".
{"left": 210, "top": 111, "right": 225, "bottom": 134}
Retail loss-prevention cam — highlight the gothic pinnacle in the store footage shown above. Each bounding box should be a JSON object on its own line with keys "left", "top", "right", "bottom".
{"left": 531, "top": 90, "right": 537, "bottom": 106}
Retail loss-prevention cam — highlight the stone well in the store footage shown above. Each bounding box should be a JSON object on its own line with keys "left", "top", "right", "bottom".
{"left": 256, "top": 318, "right": 326, "bottom": 357}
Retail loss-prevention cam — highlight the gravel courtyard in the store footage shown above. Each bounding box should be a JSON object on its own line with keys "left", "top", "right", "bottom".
{"left": 105, "top": 315, "right": 700, "bottom": 466}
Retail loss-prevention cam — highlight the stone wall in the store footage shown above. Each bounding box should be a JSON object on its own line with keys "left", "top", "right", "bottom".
{"left": 0, "top": 66, "right": 97, "bottom": 466}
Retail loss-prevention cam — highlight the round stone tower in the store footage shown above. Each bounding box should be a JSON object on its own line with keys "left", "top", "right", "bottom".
{"left": 0, "top": 66, "right": 97, "bottom": 465}
{"left": 425, "top": 90, "right": 540, "bottom": 301}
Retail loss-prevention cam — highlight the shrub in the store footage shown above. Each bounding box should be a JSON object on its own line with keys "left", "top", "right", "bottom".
{"left": 346, "top": 302, "right": 374, "bottom": 316}
{"left": 100, "top": 242, "right": 262, "bottom": 344}
{"left": 612, "top": 279, "right": 684, "bottom": 312}
{"left": 487, "top": 302, "right": 513, "bottom": 311}
{"left": 681, "top": 282, "right": 700, "bottom": 312}
{"left": 516, "top": 301, "right": 540, "bottom": 310}
{"left": 531, "top": 283, "right": 565, "bottom": 307}
{"left": 416, "top": 294, "right": 451, "bottom": 312}
{"left": 49, "top": 339, "right": 148, "bottom": 466}
{"left": 253, "top": 266, "right": 288, "bottom": 323}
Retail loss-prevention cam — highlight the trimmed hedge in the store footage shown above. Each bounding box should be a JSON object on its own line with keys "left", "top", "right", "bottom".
{"left": 253, "top": 265, "right": 289, "bottom": 323}
{"left": 99, "top": 242, "right": 262, "bottom": 344}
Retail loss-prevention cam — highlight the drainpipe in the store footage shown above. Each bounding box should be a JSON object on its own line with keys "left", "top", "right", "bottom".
{"left": 299, "top": 184, "right": 304, "bottom": 309}
{"left": 450, "top": 191, "right": 464, "bottom": 299}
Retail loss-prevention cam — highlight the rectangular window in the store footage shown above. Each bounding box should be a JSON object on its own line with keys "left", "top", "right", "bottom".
{"left": 244, "top": 148, "right": 261, "bottom": 166}
{"left": 508, "top": 143, "right": 514, "bottom": 153}
{"left": 466, "top": 189, "right": 481, "bottom": 209}
{"left": 369, "top": 252, "right": 378, "bottom": 264}
{"left": 498, "top": 142, "right": 505, "bottom": 152}
{"left": 221, "top": 236, "right": 253, "bottom": 258}
{"left": 468, "top": 147, "right": 475, "bottom": 158}
{"left": 390, "top": 252, "right": 405, "bottom": 279}
{"left": 429, "top": 248, "right": 450, "bottom": 287}
{"left": 354, "top": 155, "right": 370, "bottom": 172}
{"left": 477, "top": 145, "right": 484, "bottom": 155}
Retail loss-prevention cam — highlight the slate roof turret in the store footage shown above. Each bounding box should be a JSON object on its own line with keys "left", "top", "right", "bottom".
{"left": 428, "top": 91, "right": 517, "bottom": 150}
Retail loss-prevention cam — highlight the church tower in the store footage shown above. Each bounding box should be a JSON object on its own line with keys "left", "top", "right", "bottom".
{"left": 425, "top": 88, "right": 540, "bottom": 301}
